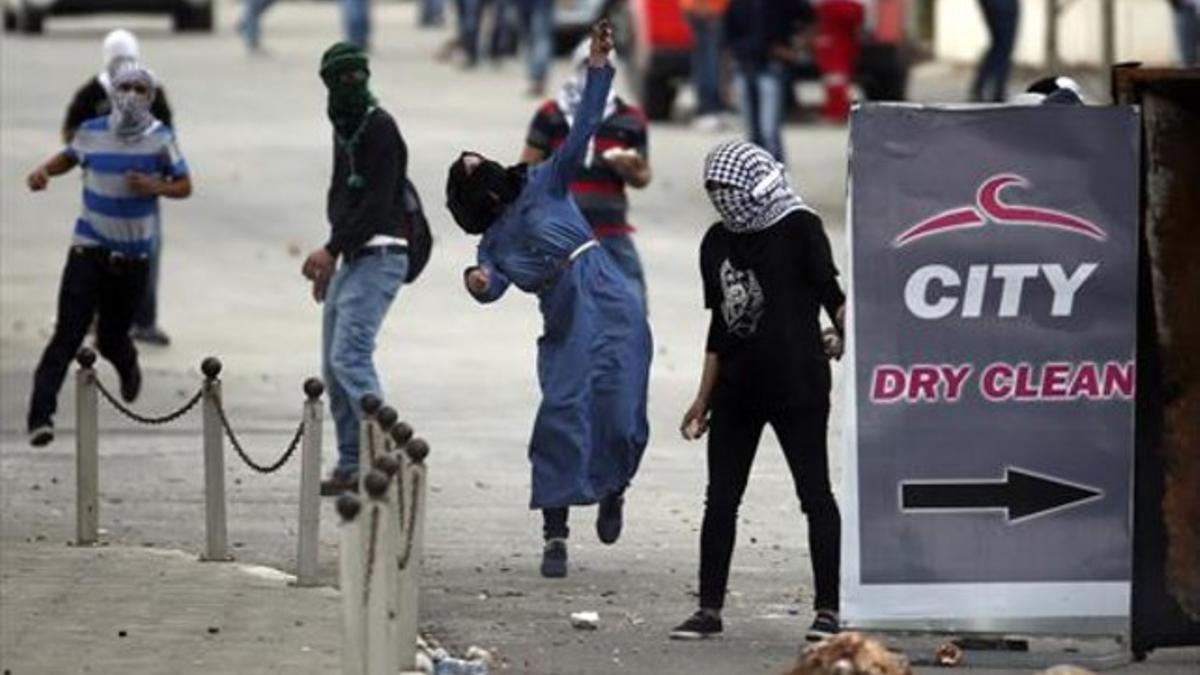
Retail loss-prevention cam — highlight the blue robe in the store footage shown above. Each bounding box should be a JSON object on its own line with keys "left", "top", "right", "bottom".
{"left": 468, "top": 65, "right": 652, "bottom": 509}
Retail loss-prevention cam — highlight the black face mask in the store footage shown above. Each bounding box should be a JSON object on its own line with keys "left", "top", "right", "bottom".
{"left": 446, "top": 153, "right": 526, "bottom": 235}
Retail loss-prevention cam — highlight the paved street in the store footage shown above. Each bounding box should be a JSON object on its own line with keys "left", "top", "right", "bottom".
{"left": 1, "top": 2, "right": 1194, "bottom": 674}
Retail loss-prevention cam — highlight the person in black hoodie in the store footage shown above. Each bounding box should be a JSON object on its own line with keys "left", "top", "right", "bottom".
{"left": 723, "top": 0, "right": 813, "bottom": 162}
{"left": 671, "top": 141, "right": 844, "bottom": 643}
{"left": 302, "top": 43, "right": 411, "bottom": 495}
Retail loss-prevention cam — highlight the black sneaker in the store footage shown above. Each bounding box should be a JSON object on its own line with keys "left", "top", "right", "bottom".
{"left": 540, "top": 538, "right": 567, "bottom": 578}
{"left": 805, "top": 610, "right": 840, "bottom": 642}
{"left": 596, "top": 492, "right": 624, "bottom": 545}
{"left": 28, "top": 423, "right": 54, "bottom": 448}
{"left": 119, "top": 364, "right": 142, "bottom": 403}
{"left": 670, "top": 609, "right": 723, "bottom": 640}
{"left": 130, "top": 325, "right": 171, "bottom": 347}
{"left": 319, "top": 470, "right": 359, "bottom": 497}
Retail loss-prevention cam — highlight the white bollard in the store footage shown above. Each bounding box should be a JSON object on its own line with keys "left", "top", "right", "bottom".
{"left": 358, "top": 394, "right": 382, "bottom": 493}
{"left": 200, "top": 357, "right": 229, "bottom": 562}
{"left": 75, "top": 349, "right": 99, "bottom": 546}
{"left": 396, "top": 437, "right": 430, "bottom": 671}
{"left": 337, "top": 495, "right": 366, "bottom": 675}
{"left": 362, "top": 468, "right": 399, "bottom": 675}
{"left": 295, "top": 378, "right": 325, "bottom": 587}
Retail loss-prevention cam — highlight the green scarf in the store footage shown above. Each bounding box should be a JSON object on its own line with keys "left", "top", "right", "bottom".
{"left": 320, "top": 42, "right": 377, "bottom": 188}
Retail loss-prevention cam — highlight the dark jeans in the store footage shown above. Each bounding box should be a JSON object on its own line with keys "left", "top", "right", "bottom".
{"left": 132, "top": 231, "right": 160, "bottom": 329}
{"left": 543, "top": 506, "right": 569, "bottom": 539}
{"left": 737, "top": 60, "right": 787, "bottom": 162}
{"left": 28, "top": 247, "right": 148, "bottom": 429}
{"left": 971, "top": 0, "right": 1020, "bottom": 102}
{"left": 698, "top": 402, "right": 840, "bottom": 612}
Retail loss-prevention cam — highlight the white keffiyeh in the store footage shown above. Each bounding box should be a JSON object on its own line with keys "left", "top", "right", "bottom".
{"left": 98, "top": 29, "right": 139, "bottom": 95}
{"left": 703, "top": 141, "right": 815, "bottom": 234}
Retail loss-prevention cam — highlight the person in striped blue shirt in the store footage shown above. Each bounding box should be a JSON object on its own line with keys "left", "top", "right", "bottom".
{"left": 24, "top": 61, "right": 192, "bottom": 447}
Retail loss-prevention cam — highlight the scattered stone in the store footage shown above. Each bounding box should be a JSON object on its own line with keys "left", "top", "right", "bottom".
{"left": 287, "top": 241, "right": 303, "bottom": 258}
{"left": 207, "top": 626, "right": 220, "bottom": 635}
{"left": 30, "top": 484, "right": 41, "bottom": 491}
{"left": 569, "top": 611, "right": 600, "bottom": 630}
{"left": 118, "top": 630, "right": 127, "bottom": 638}
{"left": 50, "top": 477, "right": 58, "bottom": 484}
{"left": 294, "top": 620, "right": 305, "bottom": 627}
{"left": 936, "top": 642, "right": 963, "bottom": 667}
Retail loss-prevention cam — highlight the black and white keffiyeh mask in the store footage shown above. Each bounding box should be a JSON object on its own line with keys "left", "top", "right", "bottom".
{"left": 703, "top": 141, "right": 814, "bottom": 234}
{"left": 108, "top": 61, "right": 158, "bottom": 140}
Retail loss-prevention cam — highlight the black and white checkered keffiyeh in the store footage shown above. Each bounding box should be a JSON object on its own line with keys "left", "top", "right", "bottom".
{"left": 703, "top": 141, "right": 814, "bottom": 234}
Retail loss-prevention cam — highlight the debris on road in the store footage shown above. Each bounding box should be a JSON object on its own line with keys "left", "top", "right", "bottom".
{"left": 570, "top": 611, "right": 600, "bottom": 630}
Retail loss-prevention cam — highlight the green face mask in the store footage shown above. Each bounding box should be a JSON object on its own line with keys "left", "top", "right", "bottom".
{"left": 324, "top": 70, "right": 375, "bottom": 138}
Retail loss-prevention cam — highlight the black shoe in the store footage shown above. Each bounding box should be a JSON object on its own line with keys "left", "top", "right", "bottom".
{"left": 670, "top": 609, "right": 723, "bottom": 640}
{"left": 596, "top": 493, "right": 624, "bottom": 545}
{"left": 540, "top": 538, "right": 567, "bottom": 578}
{"left": 805, "top": 610, "right": 840, "bottom": 642}
{"left": 130, "top": 325, "right": 171, "bottom": 347}
{"left": 319, "top": 470, "right": 359, "bottom": 497}
{"left": 119, "top": 364, "right": 142, "bottom": 403}
{"left": 28, "top": 423, "right": 54, "bottom": 448}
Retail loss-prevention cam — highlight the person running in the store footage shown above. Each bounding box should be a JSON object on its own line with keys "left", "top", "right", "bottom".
{"left": 303, "top": 43, "right": 411, "bottom": 496}
{"left": 26, "top": 61, "right": 192, "bottom": 447}
{"left": 671, "top": 141, "right": 844, "bottom": 642}
{"left": 446, "top": 21, "right": 652, "bottom": 579}
{"left": 238, "top": 0, "right": 278, "bottom": 52}
{"left": 520, "top": 39, "right": 653, "bottom": 310}
{"left": 62, "top": 29, "right": 175, "bottom": 347}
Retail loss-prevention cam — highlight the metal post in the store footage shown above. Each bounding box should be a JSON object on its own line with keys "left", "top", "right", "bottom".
{"left": 396, "top": 437, "right": 430, "bottom": 671}
{"left": 1100, "top": 0, "right": 1115, "bottom": 73}
{"left": 75, "top": 348, "right": 99, "bottom": 546}
{"left": 363, "top": 469, "right": 398, "bottom": 675}
{"left": 295, "top": 377, "right": 325, "bottom": 587}
{"left": 1044, "top": 0, "right": 1059, "bottom": 70}
{"left": 337, "top": 495, "right": 366, "bottom": 675}
{"left": 358, "top": 394, "right": 382, "bottom": 492}
{"left": 200, "top": 357, "right": 229, "bottom": 561}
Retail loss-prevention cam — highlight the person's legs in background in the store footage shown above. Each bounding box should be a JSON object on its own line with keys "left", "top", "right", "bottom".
{"left": 131, "top": 223, "right": 169, "bottom": 346}
{"left": 340, "top": 0, "right": 371, "bottom": 50}
{"left": 1174, "top": 2, "right": 1199, "bottom": 66}
{"left": 524, "top": 0, "right": 554, "bottom": 96}
{"left": 460, "top": 0, "right": 484, "bottom": 66}
{"left": 737, "top": 61, "right": 765, "bottom": 150}
{"left": 815, "top": 0, "right": 865, "bottom": 123}
{"left": 239, "top": 0, "right": 276, "bottom": 50}
{"left": 687, "top": 11, "right": 725, "bottom": 130}
{"left": 756, "top": 63, "right": 787, "bottom": 162}
{"left": 419, "top": 0, "right": 445, "bottom": 27}
{"left": 970, "top": 0, "right": 1019, "bottom": 102}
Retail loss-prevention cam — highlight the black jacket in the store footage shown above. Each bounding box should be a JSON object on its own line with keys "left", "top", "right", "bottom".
{"left": 63, "top": 77, "right": 173, "bottom": 140}
{"left": 325, "top": 108, "right": 409, "bottom": 258}
{"left": 724, "top": 0, "right": 814, "bottom": 67}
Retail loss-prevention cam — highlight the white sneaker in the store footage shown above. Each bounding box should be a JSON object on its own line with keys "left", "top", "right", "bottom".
{"left": 691, "top": 113, "right": 726, "bottom": 133}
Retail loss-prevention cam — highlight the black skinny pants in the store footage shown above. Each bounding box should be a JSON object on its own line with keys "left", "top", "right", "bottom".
{"left": 28, "top": 247, "right": 148, "bottom": 429}
{"left": 699, "top": 402, "right": 841, "bottom": 612}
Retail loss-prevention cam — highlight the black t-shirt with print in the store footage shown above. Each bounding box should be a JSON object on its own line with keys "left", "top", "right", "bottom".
{"left": 700, "top": 209, "right": 845, "bottom": 410}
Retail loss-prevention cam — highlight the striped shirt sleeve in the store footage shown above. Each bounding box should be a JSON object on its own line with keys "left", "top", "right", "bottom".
{"left": 159, "top": 128, "right": 189, "bottom": 177}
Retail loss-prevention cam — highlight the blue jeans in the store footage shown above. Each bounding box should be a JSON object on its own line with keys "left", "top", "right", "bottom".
{"left": 599, "top": 235, "right": 646, "bottom": 313}
{"left": 340, "top": 0, "right": 371, "bottom": 49}
{"left": 420, "top": 0, "right": 445, "bottom": 26}
{"left": 521, "top": 0, "right": 553, "bottom": 86}
{"left": 687, "top": 13, "right": 724, "bottom": 116}
{"left": 240, "top": 0, "right": 276, "bottom": 49}
{"left": 1176, "top": 4, "right": 1199, "bottom": 66}
{"left": 737, "top": 61, "right": 786, "bottom": 162}
{"left": 322, "top": 250, "right": 407, "bottom": 474}
{"left": 971, "top": 0, "right": 1019, "bottom": 102}
{"left": 458, "top": 0, "right": 484, "bottom": 64}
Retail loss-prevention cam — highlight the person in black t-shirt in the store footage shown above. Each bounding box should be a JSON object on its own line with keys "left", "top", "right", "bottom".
{"left": 671, "top": 140, "right": 845, "bottom": 644}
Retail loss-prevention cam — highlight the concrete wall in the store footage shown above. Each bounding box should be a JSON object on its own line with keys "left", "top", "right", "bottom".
{"left": 934, "top": 0, "right": 1177, "bottom": 68}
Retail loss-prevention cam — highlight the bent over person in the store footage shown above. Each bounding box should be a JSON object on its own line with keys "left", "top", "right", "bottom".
{"left": 445, "top": 21, "right": 652, "bottom": 579}
{"left": 26, "top": 61, "right": 192, "bottom": 447}
{"left": 672, "top": 141, "right": 844, "bottom": 643}
{"left": 302, "top": 43, "right": 410, "bottom": 495}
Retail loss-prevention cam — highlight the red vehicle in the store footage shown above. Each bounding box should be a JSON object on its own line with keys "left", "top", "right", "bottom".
{"left": 616, "top": 0, "right": 914, "bottom": 121}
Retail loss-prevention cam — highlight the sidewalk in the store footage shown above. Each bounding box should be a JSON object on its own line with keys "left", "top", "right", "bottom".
{"left": 0, "top": 540, "right": 341, "bottom": 674}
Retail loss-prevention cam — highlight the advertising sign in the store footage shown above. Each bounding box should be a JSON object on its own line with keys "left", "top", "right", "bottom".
{"left": 842, "top": 105, "right": 1140, "bottom": 635}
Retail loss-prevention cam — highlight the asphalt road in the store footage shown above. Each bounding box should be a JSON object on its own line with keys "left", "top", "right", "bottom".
{"left": 1, "top": 3, "right": 1194, "bottom": 674}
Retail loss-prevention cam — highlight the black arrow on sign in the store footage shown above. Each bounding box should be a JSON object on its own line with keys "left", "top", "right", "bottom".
{"left": 900, "top": 467, "right": 1103, "bottom": 523}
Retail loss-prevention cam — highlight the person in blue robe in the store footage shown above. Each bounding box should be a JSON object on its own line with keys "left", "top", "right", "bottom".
{"left": 445, "top": 21, "right": 651, "bottom": 579}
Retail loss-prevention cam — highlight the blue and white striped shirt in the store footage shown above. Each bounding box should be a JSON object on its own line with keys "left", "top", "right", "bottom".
{"left": 65, "top": 116, "right": 189, "bottom": 257}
